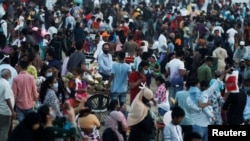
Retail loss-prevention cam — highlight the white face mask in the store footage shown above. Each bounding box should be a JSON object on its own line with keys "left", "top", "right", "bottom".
{"left": 144, "top": 69, "right": 149, "bottom": 74}
{"left": 45, "top": 72, "right": 53, "bottom": 77}
{"left": 53, "top": 82, "right": 59, "bottom": 91}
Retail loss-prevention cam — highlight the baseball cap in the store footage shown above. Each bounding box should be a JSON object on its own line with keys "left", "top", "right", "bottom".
{"left": 101, "top": 31, "right": 110, "bottom": 37}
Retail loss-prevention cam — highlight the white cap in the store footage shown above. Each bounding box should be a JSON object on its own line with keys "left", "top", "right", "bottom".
{"left": 240, "top": 41, "right": 245, "bottom": 46}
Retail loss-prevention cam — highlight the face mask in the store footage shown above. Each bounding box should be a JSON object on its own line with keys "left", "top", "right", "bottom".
{"left": 53, "top": 82, "right": 59, "bottom": 91}
{"left": 144, "top": 69, "right": 149, "bottom": 74}
{"left": 103, "top": 50, "right": 109, "bottom": 54}
{"left": 45, "top": 72, "right": 53, "bottom": 77}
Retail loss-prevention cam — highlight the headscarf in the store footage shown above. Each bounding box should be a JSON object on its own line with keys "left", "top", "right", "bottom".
{"left": 127, "top": 83, "right": 153, "bottom": 126}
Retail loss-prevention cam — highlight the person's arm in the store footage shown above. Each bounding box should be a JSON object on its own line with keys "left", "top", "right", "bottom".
{"left": 6, "top": 99, "right": 16, "bottom": 119}
{"left": 81, "top": 64, "right": 91, "bottom": 74}
{"left": 129, "top": 73, "right": 142, "bottom": 89}
{"left": 187, "top": 96, "right": 202, "bottom": 111}
{"left": 98, "top": 55, "right": 111, "bottom": 72}
{"left": 31, "top": 78, "right": 39, "bottom": 101}
{"left": 222, "top": 93, "right": 233, "bottom": 124}
{"left": 92, "top": 114, "right": 101, "bottom": 128}
{"left": 12, "top": 78, "right": 18, "bottom": 101}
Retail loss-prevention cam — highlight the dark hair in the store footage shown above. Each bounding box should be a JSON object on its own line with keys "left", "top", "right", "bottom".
{"left": 102, "top": 42, "right": 110, "bottom": 48}
{"left": 171, "top": 106, "right": 185, "bottom": 119}
{"left": 32, "top": 44, "right": 40, "bottom": 52}
{"left": 37, "top": 105, "right": 50, "bottom": 124}
{"left": 27, "top": 52, "right": 36, "bottom": 63}
{"left": 176, "top": 51, "right": 185, "bottom": 57}
{"left": 39, "top": 76, "right": 55, "bottom": 103}
{"left": 200, "top": 80, "right": 209, "bottom": 90}
{"left": 75, "top": 40, "right": 84, "bottom": 50}
{"left": 138, "top": 60, "right": 149, "bottom": 72}
{"left": 39, "top": 64, "right": 53, "bottom": 77}
{"left": 102, "top": 128, "right": 119, "bottom": 141}
{"left": 118, "top": 51, "right": 126, "bottom": 60}
{"left": 108, "top": 100, "right": 119, "bottom": 111}
{"left": 18, "top": 60, "right": 29, "bottom": 70}
{"left": 188, "top": 77, "right": 199, "bottom": 87}
{"left": 79, "top": 101, "right": 92, "bottom": 117}
{"left": 184, "top": 132, "right": 202, "bottom": 141}
{"left": 22, "top": 112, "right": 41, "bottom": 129}
{"left": 73, "top": 67, "right": 84, "bottom": 76}
{"left": 205, "top": 56, "right": 213, "bottom": 62}
{"left": 66, "top": 47, "right": 76, "bottom": 56}
{"left": 46, "top": 48, "right": 56, "bottom": 59}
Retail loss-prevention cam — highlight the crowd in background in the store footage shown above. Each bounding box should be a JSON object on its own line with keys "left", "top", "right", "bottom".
{"left": 1, "top": 0, "right": 250, "bottom": 141}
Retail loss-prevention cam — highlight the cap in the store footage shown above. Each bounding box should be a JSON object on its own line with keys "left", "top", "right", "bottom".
{"left": 244, "top": 56, "right": 250, "bottom": 60}
{"left": 101, "top": 31, "right": 110, "bottom": 37}
{"left": 240, "top": 41, "right": 245, "bottom": 46}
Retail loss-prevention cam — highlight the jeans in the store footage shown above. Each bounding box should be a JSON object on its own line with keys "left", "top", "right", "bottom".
{"left": 16, "top": 107, "right": 34, "bottom": 122}
{"left": 192, "top": 125, "right": 208, "bottom": 141}
{"left": 111, "top": 92, "right": 127, "bottom": 106}
{"left": 158, "top": 52, "right": 167, "bottom": 64}
{"left": 0, "top": 114, "right": 11, "bottom": 141}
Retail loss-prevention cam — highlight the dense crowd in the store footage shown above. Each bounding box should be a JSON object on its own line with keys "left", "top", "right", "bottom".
{"left": 1, "top": 0, "right": 250, "bottom": 141}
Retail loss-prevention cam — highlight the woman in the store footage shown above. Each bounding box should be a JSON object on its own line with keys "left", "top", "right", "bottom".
{"left": 128, "top": 60, "right": 148, "bottom": 104}
{"left": 76, "top": 102, "right": 101, "bottom": 141}
{"left": 104, "top": 100, "right": 128, "bottom": 141}
{"left": 38, "top": 104, "right": 77, "bottom": 141}
{"left": 155, "top": 76, "right": 170, "bottom": 116}
{"left": 39, "top": 76, "right": 62, "bottom": 118}
{"left": 127, "top": 85, "right": 155, "bottom": 141}
{"left": 8, "top": 112, "right": 41, "bottom": 141}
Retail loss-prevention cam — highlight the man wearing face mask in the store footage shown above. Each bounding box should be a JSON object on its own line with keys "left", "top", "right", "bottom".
{"left": 98, "top": 43, "right": 113, "bottom": 81}
{"left": 0, "top": 69, "right": 16, "bottom": 141}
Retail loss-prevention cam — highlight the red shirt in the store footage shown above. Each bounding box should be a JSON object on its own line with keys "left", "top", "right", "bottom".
{"left": 128, "top": 71, "right": 146, "bottom": 105}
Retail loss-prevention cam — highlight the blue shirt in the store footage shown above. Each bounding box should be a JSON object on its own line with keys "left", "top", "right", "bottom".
{"left": 243, "top": 95, "right": 250, "bottom": 120}
{"left": 98, "top": 53, "right": 113, "bottom": 76}
{"left": 111, "top": 62, "right": 131, "bottom": 93}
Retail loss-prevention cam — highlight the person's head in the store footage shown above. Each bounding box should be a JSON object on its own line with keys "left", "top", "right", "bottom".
{"left": 204, "top": 56, "right": 213, "bottom": 66}
{"left": 66, "top": 47, "right": 76, "bottom": 57}
{"left": 102, "top": 43, "right": 110, "bottom": 54}
{"left": 27, "top": 52, "right": 36, "bottom": 64}
{"left": 32, "top": 44, "right": 40, "bottom": 53}
{"left": 184, "top": 132, "right": 202, "bottom": 141}
{"left": 39, "top": 76, "right": 57, "bottom": 103}
{"left": 40, "top": 64, "right": 53, "bottom": 77}
{"left": 18, "top": 60, "right": 29, "bottom": 70}
{"left": 214, "top": 29, "right": 220, "bottom": 36}
{"left": 0, "top": 68, "right": 11, "bottom": 80}
{"left": 199, "top": 80, "right": 209, "bottom": 91}
{"left": 21, "top": 112, "right": 41, "bottom": 130}
{"left": 117, "top": 51, "right": 126, "bottom": 61}
{"left": 239, "top": 41, "right": 245, "bottom": 48}
{"left": 175, "top": 50, "right": 185, "bottom": 60}
{"left": 171, "top": 106, "right": 185, "bottom": 125}
{"left": 75, "top": 40, "right": 84, "bottom": 51}
{"left": 138, "top": 60, "right": 150, "bottom": 73}
{"left": 155, "top": 76, "right": 165, "bottom": 87}
{"left": 37, "top": 105, "right": 56, "bottom": 125}
{"left": 78, "top": 101, "right": 92, "bottom": 117}
{"left": 108, "top": 100, "right": 119, "bottom": 111}
{"left": 149, "top": 56, "right": 156, "bottom": 63}
{"left": 188, "top": 77, "right": 200, "bottom": 87}
{"left": 45, "top": 48, "right": 55, "bottom": 61}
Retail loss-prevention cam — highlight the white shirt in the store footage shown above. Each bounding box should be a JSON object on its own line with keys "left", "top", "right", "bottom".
{"left": 158, "top": 34, "right": 168, "bottom": 53}
{"left": 226, "top": 28, "right": 238, "bottom": 43}
{"left": 0, "top": 19, "right": 7, "bottom": 37}
{"left": 0, "top": 78, "right": 14, "bottom": 116}
{"left": 163, "top": 122, "right": 183, "bottom": 141}
{"left": 19, "top": 15, "right": 25, "bottom": 27}
{"left": 47, "top": 26, "right": 58, "bottom": 38}
{"left": 94, "top": 40, "right": 106, "bottom": 59}
{"left": 168, "top": 58, "right": 185, "bottom": 81}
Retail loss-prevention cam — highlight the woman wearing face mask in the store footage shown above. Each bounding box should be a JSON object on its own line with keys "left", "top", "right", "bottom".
{"left": 37, "top": 104, "right": 77, "bottom": 141}
{"left": 39, "top": 76, "right": 62, "bottom": 118}
{"left": 8, "top": 112, "right": 41, "bottom": 141}
{"left": 128, "top": 60, "right": 148, "bottom": 105}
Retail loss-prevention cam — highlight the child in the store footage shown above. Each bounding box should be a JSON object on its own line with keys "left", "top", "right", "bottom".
{"left": 149, "top": 56, "right": 161, "bottom": 77}
{"left": 74, "top": 68, "right": 88, "bottom": 102}
{"left": 163, "top": 106, "right": 185, "bottom": 141}
{"left": 155, "top": 76, "right": 170, "bottom": 116}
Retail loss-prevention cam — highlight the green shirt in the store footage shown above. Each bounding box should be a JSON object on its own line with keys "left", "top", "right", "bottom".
{"left": 197, "top": 64, "right": 212, "bottom": 83}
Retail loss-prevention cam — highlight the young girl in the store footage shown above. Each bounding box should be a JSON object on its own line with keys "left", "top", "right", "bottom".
{"left": 155, "top": 76, "right": 170, "bottom": 116}
{"left": 74, "top": 68, "right": 88, "bottom": 102}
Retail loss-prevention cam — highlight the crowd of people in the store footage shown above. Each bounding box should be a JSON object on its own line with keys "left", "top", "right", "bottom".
{"left": 1, "top": 0, "right": 250, "bottom": 141}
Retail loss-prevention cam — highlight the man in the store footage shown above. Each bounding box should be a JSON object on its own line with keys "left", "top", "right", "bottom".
{"left": 65, "top": 12, "right": 76, "bottom": 30}
{"left": 122, "top": 34, "right": 138, "bottom": 56}
{"left": 212, "top": 42, "right": 228, "bottom": 71}
{"left": 233, "top": 41, "right": 248, "bottom": 64}
{"left": 67, "top": 41, "right": 91, "bottom": 74}
{"left": 243, "top": 56, "right": 250, "bottom": 80}
{"left": 0, "top": 69, "right": 15, "bottom": 141}
{"left": 158, "top": 28, "right": 168, "bottom": 63}
{"left": 93, "top": 31, "right": 110, "bottom": 60}
{"left": 197, "top": 56, "right": 213, "bottom": 83}
{"left": 226, "top": 24, "right": 238, "bottom": 52}
{"left": 45, "top": 48, "right": 62, "bottom": 71}
{"left": 0, "top": 14, "right": 8, "bottom": 37}
{"left": 107, "top": 51, "right": 131, "bottom": 107}
{"left": 0, "top": 53, "right": 17, "bottom": 86}
{"left": 98, "top": 43, "right": 113, "bottom": 81}
{"left": 12, "top": 60, "right": 39, "bottom": 122}
{"left": 167, "top": 51, "right": 187, "bottom": 100}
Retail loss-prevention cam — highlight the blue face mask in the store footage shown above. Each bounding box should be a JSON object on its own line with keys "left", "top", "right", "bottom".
{"left": 144, "top": 69, "right": 149, "bottom": 74}
{"left": 53, "top": 82, "right": 59, "bottom": 91}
